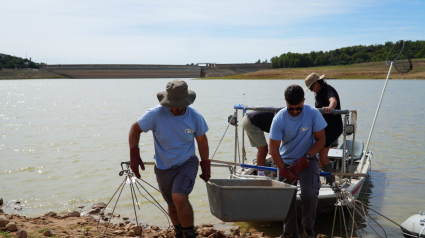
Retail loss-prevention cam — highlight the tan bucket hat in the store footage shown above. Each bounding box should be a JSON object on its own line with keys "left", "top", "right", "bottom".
{"left": 304, "top": 73, "right": 325, "bottom": 91}
{"left": 157, "top": 79, "right": 196, "bottom": 108}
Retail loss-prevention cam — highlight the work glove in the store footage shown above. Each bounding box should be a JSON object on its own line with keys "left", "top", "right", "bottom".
{"left": 130, "top": 147, "right": 145, "bottom": 179}
{"left": 288, "top": 155, "right": 310, "bottom": 176}
{"left": 279, "top": 166, "right": 299, "bottom": 183}
{"left": 199, "top": 160, "right": 211, "bottom": 182}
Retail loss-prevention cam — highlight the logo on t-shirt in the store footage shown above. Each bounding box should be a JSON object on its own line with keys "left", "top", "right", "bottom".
{"left": 300, "top": 127, "right": 309, "bottom": 131}
{"left": 185, "top": 129, "right": 195, "bottom": 134}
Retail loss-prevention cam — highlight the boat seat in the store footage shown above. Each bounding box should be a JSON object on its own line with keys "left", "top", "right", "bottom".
{"left": 339, "top": 140, "right": 364, "bottom": 161}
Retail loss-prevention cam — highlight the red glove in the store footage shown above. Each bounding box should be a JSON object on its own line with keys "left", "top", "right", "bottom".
{"left": 279, "top": 166, "right": 299, "bottom": 183}
{"left": 199, "top": 160, "right": 211, "bottom": 182}
{"left": 288, "top": 155, "right": 310, "bottom": 176}
{"left": 130, "top": 147, "right": 145, "bottom": 179}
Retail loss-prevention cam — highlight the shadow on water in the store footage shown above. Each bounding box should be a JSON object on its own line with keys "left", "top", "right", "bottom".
{"left": 233, "top": 172, "right": 404, "bottom": 238}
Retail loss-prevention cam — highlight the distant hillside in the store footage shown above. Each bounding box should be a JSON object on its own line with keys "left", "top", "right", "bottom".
{"left": 202, "top": 58, "right": 425, "bottom": 80}
{"left": 0, "top": 69, "right": 66, "bottom": 79}
{"left": 270, "top": 40, "right": 425, "bottom": 69}
{"left": 0, "top": 53, "right": 45, "bottom": 69}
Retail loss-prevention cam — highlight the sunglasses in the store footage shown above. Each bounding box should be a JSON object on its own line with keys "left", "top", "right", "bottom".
{"left": 287, "top": 106, "right": 303, "bottom": 112}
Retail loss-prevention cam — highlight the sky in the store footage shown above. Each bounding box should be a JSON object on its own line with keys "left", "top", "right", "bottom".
{"left": 1, "top": 0, "right": 424, "bottom": 65}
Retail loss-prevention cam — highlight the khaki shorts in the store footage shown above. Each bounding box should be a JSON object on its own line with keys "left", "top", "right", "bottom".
{"left": 242, "top": 115, "right": 268, "bottom": 148}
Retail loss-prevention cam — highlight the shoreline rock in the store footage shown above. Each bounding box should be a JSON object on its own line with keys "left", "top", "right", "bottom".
{"left": 0, "top": 210, "right": 250, "bottom": 238}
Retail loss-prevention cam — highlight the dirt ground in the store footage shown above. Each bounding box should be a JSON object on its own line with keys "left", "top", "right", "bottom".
{"left": 0, "top": 209, "right": 277, "bottom": 238}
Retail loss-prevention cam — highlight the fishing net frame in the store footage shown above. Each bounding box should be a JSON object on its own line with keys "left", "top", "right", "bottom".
{"left": 386, "top": 40, "right": 413, "bottom": 73}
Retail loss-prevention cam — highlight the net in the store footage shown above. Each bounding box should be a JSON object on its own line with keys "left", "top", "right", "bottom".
{"left": 386, "top": 40, "right": 413, "bottom": 73}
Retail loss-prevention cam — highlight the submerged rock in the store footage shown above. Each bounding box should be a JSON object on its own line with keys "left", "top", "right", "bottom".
{"left": 67, "top": 211, "right": 80, "bottom": 217}
{"left": 92, "top": 202, "right": 107, "bottom": 210}
{"left": 44, "top": 212, "right": 57, "bottom": 217}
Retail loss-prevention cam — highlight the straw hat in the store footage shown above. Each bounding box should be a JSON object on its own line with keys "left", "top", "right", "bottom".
{"left": 304, "top": 73, "right": 325, "bottom": 91}
{"left": 157, "top": 79, "right": 196, "bottom": 108}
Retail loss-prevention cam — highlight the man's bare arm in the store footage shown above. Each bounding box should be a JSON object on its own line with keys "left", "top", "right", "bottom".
{"left": 195, "top": 134, "right": 209, "bottom": 161}
{"left": 306, "top": 129, "right": 326, "bottom": 159}
{"left": 269, "top": 139, "right": 284, "bottom": 170}
{"left": 129, "top": 121, "right": 143, "bottom": 148}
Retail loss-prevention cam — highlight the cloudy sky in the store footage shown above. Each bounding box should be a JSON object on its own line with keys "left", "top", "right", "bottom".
{"left": 1, "top": 0, "right": 424, "bottom": 65}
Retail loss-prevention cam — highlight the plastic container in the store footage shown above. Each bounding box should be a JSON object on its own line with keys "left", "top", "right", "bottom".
{"left": 206, "top": 179, "right": 296, "bottom": 222}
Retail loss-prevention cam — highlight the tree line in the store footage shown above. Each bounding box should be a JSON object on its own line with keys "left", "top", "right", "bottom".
{"left": 270, "top": 40, "right": 425, "bottom": 69}
{"left": 0, "top": 54, "right": 45, "bottom": 69}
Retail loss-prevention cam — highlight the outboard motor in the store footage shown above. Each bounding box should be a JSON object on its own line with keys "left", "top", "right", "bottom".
{"left": 401, "top": 211, "right": 425, "bottom": 238}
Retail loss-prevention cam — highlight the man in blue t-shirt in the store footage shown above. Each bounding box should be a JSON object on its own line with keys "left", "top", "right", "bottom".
{"left": 269, "top": 85, "right": 327, "bottom": 238}
{"left": 128, "top": 79, "right": 210, "bottom": 238}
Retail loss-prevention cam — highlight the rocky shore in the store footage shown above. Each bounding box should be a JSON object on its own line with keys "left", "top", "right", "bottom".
{"left": 0, "top": 208, "right": 237, "bottom": 238}
{"left": 0, "top": 199, "right": 260, "bottom": 238}
{"left": 0, "top": 198, "right": 335, "bottom": 238}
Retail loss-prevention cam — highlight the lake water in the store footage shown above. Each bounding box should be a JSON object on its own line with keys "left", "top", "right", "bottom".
{"left": 1, "top": 78, "right": 424, "bottom": 237}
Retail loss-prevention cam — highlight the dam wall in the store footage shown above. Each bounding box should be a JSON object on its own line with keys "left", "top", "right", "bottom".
{"left": 42, "top": 64, "right": 201, "bottom": 79}
{"left": 199, "top": 63, "right": 271, "bottom": 70}
{"left": 199, "top": 63, "right": 271, "bottom": 77}
{"left": 41, "top": 63, "right": 271, "bottom": 79}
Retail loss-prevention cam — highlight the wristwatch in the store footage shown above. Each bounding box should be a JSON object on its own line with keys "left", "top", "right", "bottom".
{"left": 304, "top": 153, "right": 311, "bottom": 159}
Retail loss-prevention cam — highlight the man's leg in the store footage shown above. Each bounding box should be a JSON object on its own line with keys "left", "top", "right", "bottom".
{"left": 257, "top": 145, "right": 268, "bottom": 166}
{"left": 319, "top": 146, "right": 335, "bottom": 185}
{"left": 171, "top": 156, "right": 199, "bottom": 238}
{"left": 318, "top": 146, "right": 330, "bottom": 166}
{"left": 281, "top": 175, "right": 299, "bottom": 234}
{"left": 172, "top": 193, "right": 194, "bottom": 227}
{"left": 283, "top": 183, "right": 298, "bottom": 234}
{"left": 299, "top": 159, "right": 320, "bottom": 230}
{"left": 257, "top": 145, "right": 268, "bottom": 176}
{"left": 168, "top": 205, "right": 180, "bottom": 226}
{"left": 243, "top": 115, "right": 268, "bottom": 176}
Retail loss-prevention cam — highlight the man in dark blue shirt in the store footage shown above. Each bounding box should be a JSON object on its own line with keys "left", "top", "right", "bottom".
{"left": 242, "top": 111, "right": 274, "bottom": 176}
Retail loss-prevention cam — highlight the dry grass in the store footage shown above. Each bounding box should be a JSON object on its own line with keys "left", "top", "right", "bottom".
{"left": 206, "top": 59, "right": 425, "bottom": 80}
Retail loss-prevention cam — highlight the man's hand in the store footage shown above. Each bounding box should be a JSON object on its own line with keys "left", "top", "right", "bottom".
{"left": 199, "top": 160, "right": 211, "bottom": 182}
{"left": 130, "top": 147, "right": 145, "bottom": 179}
{"left": 279, "top": 166, "right": 299, "bottom": 183}
{"left": 288, "top": 155, "right": 310, "bottom": 175}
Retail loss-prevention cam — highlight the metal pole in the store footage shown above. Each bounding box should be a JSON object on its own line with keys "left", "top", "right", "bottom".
{"left": 341, "top": 114, "right": 348, "bottom": 173}
{"left": 233, "top": 109, "right": 238, "bottom": 174}
{"left": 359, "top": 62, "right": 393, "bottom": 172}
{"left": 242, "top": 110, "right": 246, "bottom": 162}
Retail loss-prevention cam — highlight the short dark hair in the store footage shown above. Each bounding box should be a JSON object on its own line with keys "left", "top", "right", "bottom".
{"left": 284, "top": 85, "right": 304, "bottom": 105}
{"left": 317, "top": 79, "right": 327, "bottom": 87}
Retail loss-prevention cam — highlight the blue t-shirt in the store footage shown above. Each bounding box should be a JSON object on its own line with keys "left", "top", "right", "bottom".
{"left": 269, "top": 104, "right": 327, "bottom": 165}
{"left": 137, "top": 105, "right": 209, "bottom": 170}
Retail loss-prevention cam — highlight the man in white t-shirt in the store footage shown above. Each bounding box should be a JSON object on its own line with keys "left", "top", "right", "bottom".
{"left": 128, "top": 79, "right": 210, "bottom": 238}
{"left": 269, "top": 85, "right": 327, "bottom": 238}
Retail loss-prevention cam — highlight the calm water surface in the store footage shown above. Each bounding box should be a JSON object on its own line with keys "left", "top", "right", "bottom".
{"left": 1, "top": 79, "right": 424, "bottom": 237}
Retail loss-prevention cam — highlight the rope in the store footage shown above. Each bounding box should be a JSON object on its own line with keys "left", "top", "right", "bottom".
{"left": 210, "top": 123, "right": 231, "bottom": 160}
{"left": 96, "top": 163, "right": 177, "bottom": 237}
{"left": 330, "top": 186, "right": 421, "bottom": 238}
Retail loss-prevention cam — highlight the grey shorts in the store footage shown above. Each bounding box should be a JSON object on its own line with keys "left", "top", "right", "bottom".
{"left": 154, "top": 156, "right": 199, "bottom": 206}
{"left": 242, "top": 115, "right": 267, "bottom": 148}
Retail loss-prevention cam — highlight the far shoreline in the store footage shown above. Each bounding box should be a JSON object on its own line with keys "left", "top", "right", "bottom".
{"left": 1, "top": 59, "right": 424, "bottom": 80}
